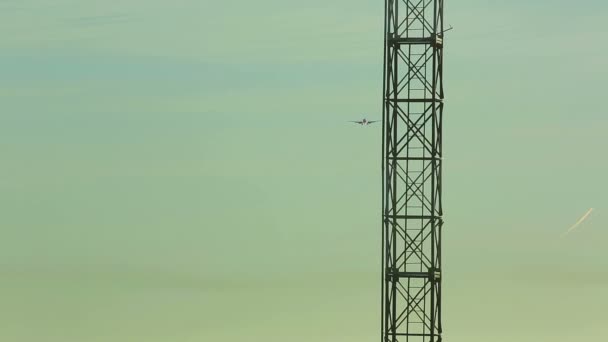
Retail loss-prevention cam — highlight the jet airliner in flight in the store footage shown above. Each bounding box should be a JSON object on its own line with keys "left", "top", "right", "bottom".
{"left": 349, "top": 118, "right": 379, "bottom": 126}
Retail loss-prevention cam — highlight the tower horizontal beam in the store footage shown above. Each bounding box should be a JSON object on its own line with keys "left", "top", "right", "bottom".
{"left": 386, "top": 98, "right": 443, "bottom": 103}
{"left": 387, "top": 36, "right": 443, "bottom": 47}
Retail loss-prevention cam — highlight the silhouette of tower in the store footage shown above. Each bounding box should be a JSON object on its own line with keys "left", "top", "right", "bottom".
{"left": 381, "top": 1, "right": 445, "bottom": 341}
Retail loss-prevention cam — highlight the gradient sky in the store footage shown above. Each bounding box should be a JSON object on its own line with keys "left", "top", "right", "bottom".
{"left": 1, "top": 1, "right": 607, "bottom": 341}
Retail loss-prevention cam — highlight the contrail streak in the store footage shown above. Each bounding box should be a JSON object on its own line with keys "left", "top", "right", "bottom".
{"left": 561, "top": 208, "right": 594, "bottom": 237}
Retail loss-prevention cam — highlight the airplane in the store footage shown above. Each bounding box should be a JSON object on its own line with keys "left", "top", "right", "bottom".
{"left": 350, "top": 118, "right": 379, "bottom": 126}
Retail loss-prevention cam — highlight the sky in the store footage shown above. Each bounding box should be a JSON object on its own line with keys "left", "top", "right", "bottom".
{"left": 0, "top": 0, "right": 607, "bottom": 341}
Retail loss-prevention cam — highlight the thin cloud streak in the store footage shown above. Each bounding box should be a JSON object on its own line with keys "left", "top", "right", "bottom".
{"left": 64, "top": 13, "right": 131, "bottom": 27}
{"left": 561, "top": 208, "right": 594, "bottom": 237}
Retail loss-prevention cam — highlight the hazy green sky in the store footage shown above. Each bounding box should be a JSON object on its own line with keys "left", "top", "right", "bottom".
{"left": 1, "top": 1, "right": 607, "bottom": 341}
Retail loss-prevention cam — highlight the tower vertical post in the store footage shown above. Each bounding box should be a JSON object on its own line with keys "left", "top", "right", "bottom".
{"left": 381, "top": 0, "right": 444, "bottom": 341}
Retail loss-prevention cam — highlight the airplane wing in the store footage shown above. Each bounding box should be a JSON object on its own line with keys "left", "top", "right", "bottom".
{"left": 367, "top": 120, "right": 379, "bottom": 124}
{"left": 349, "top": 121, "right": 364, "bottom": 124}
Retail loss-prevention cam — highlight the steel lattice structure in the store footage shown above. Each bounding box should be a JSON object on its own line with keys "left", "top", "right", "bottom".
{"left": 381, "top": 0, "right": 445, "bottom": 342}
